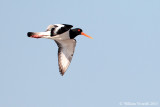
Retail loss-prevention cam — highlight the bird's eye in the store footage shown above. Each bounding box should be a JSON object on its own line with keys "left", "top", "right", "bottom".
{"left": 78, "top": 29, "right": 81, "bottom": 32}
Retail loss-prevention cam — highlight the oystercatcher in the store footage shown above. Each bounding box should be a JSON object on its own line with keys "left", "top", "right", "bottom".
{"left": 27, "top": 24, "right": 93, "bottom": 76}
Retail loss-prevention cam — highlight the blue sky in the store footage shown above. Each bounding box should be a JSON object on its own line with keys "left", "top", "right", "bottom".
{"left": 0, "top": 0, "right": 160, "bottom": 107}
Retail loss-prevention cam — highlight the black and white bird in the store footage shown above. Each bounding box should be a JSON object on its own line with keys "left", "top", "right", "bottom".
{"left": 27, "top": 24, "right": 93, "bottom": 76}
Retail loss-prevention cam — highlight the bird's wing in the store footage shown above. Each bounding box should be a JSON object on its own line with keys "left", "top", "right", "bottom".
{"left": 51, "top": 24, "right": 73, "bottom": 36}
{"left": 55, "top": 39, "right": 76, "bottom": 76}
{"left": 46, "top": 24, "right": 73, "bottom": 36}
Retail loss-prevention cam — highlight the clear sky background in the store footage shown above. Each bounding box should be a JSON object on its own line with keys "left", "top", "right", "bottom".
{"left": 0, "top": 0, "right": 160, "bottom": 107}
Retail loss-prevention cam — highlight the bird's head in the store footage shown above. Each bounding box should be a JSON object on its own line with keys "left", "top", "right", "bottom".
{"left": 70, "top": 28, "right": 93, "bottom": 39}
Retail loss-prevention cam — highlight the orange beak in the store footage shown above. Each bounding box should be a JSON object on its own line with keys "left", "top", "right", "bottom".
{"left": 81, "top": 32, "right": 93, "bottom": 39}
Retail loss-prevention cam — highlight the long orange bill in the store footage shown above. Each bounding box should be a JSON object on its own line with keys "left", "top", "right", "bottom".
{"left": 81, "top": 32, "right": 93, "bottom": 39}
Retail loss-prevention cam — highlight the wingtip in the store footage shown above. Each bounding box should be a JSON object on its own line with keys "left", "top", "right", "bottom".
{"left": 61, "top": 73, "right": 64, "bottom": 76}
{"left": 60, "top": 70, "right": 65, "bottom": 76}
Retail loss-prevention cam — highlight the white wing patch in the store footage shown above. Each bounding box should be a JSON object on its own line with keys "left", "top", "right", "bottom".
{"left": 55, "top": 39, "right": 76, "bottom": 76}
{"left": 54, "top": 24, "right": 65, "bottom": 34}
{"left": 46, "top": 24, "right": 64, "bottom": 32}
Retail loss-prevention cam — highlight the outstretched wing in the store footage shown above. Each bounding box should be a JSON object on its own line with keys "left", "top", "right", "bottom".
{"left": 55, "top": 39, "right": 76, "bottom": 76}
{"left": 55, "top": 24, "right": 73, "bottom": 35}
{"left": 49, "top": 24, "right": 73, "bottom": 36}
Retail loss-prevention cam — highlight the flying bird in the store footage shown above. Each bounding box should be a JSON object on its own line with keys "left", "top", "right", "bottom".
{"left": 27, "top": 24, "right": 93, "bottom": 76}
